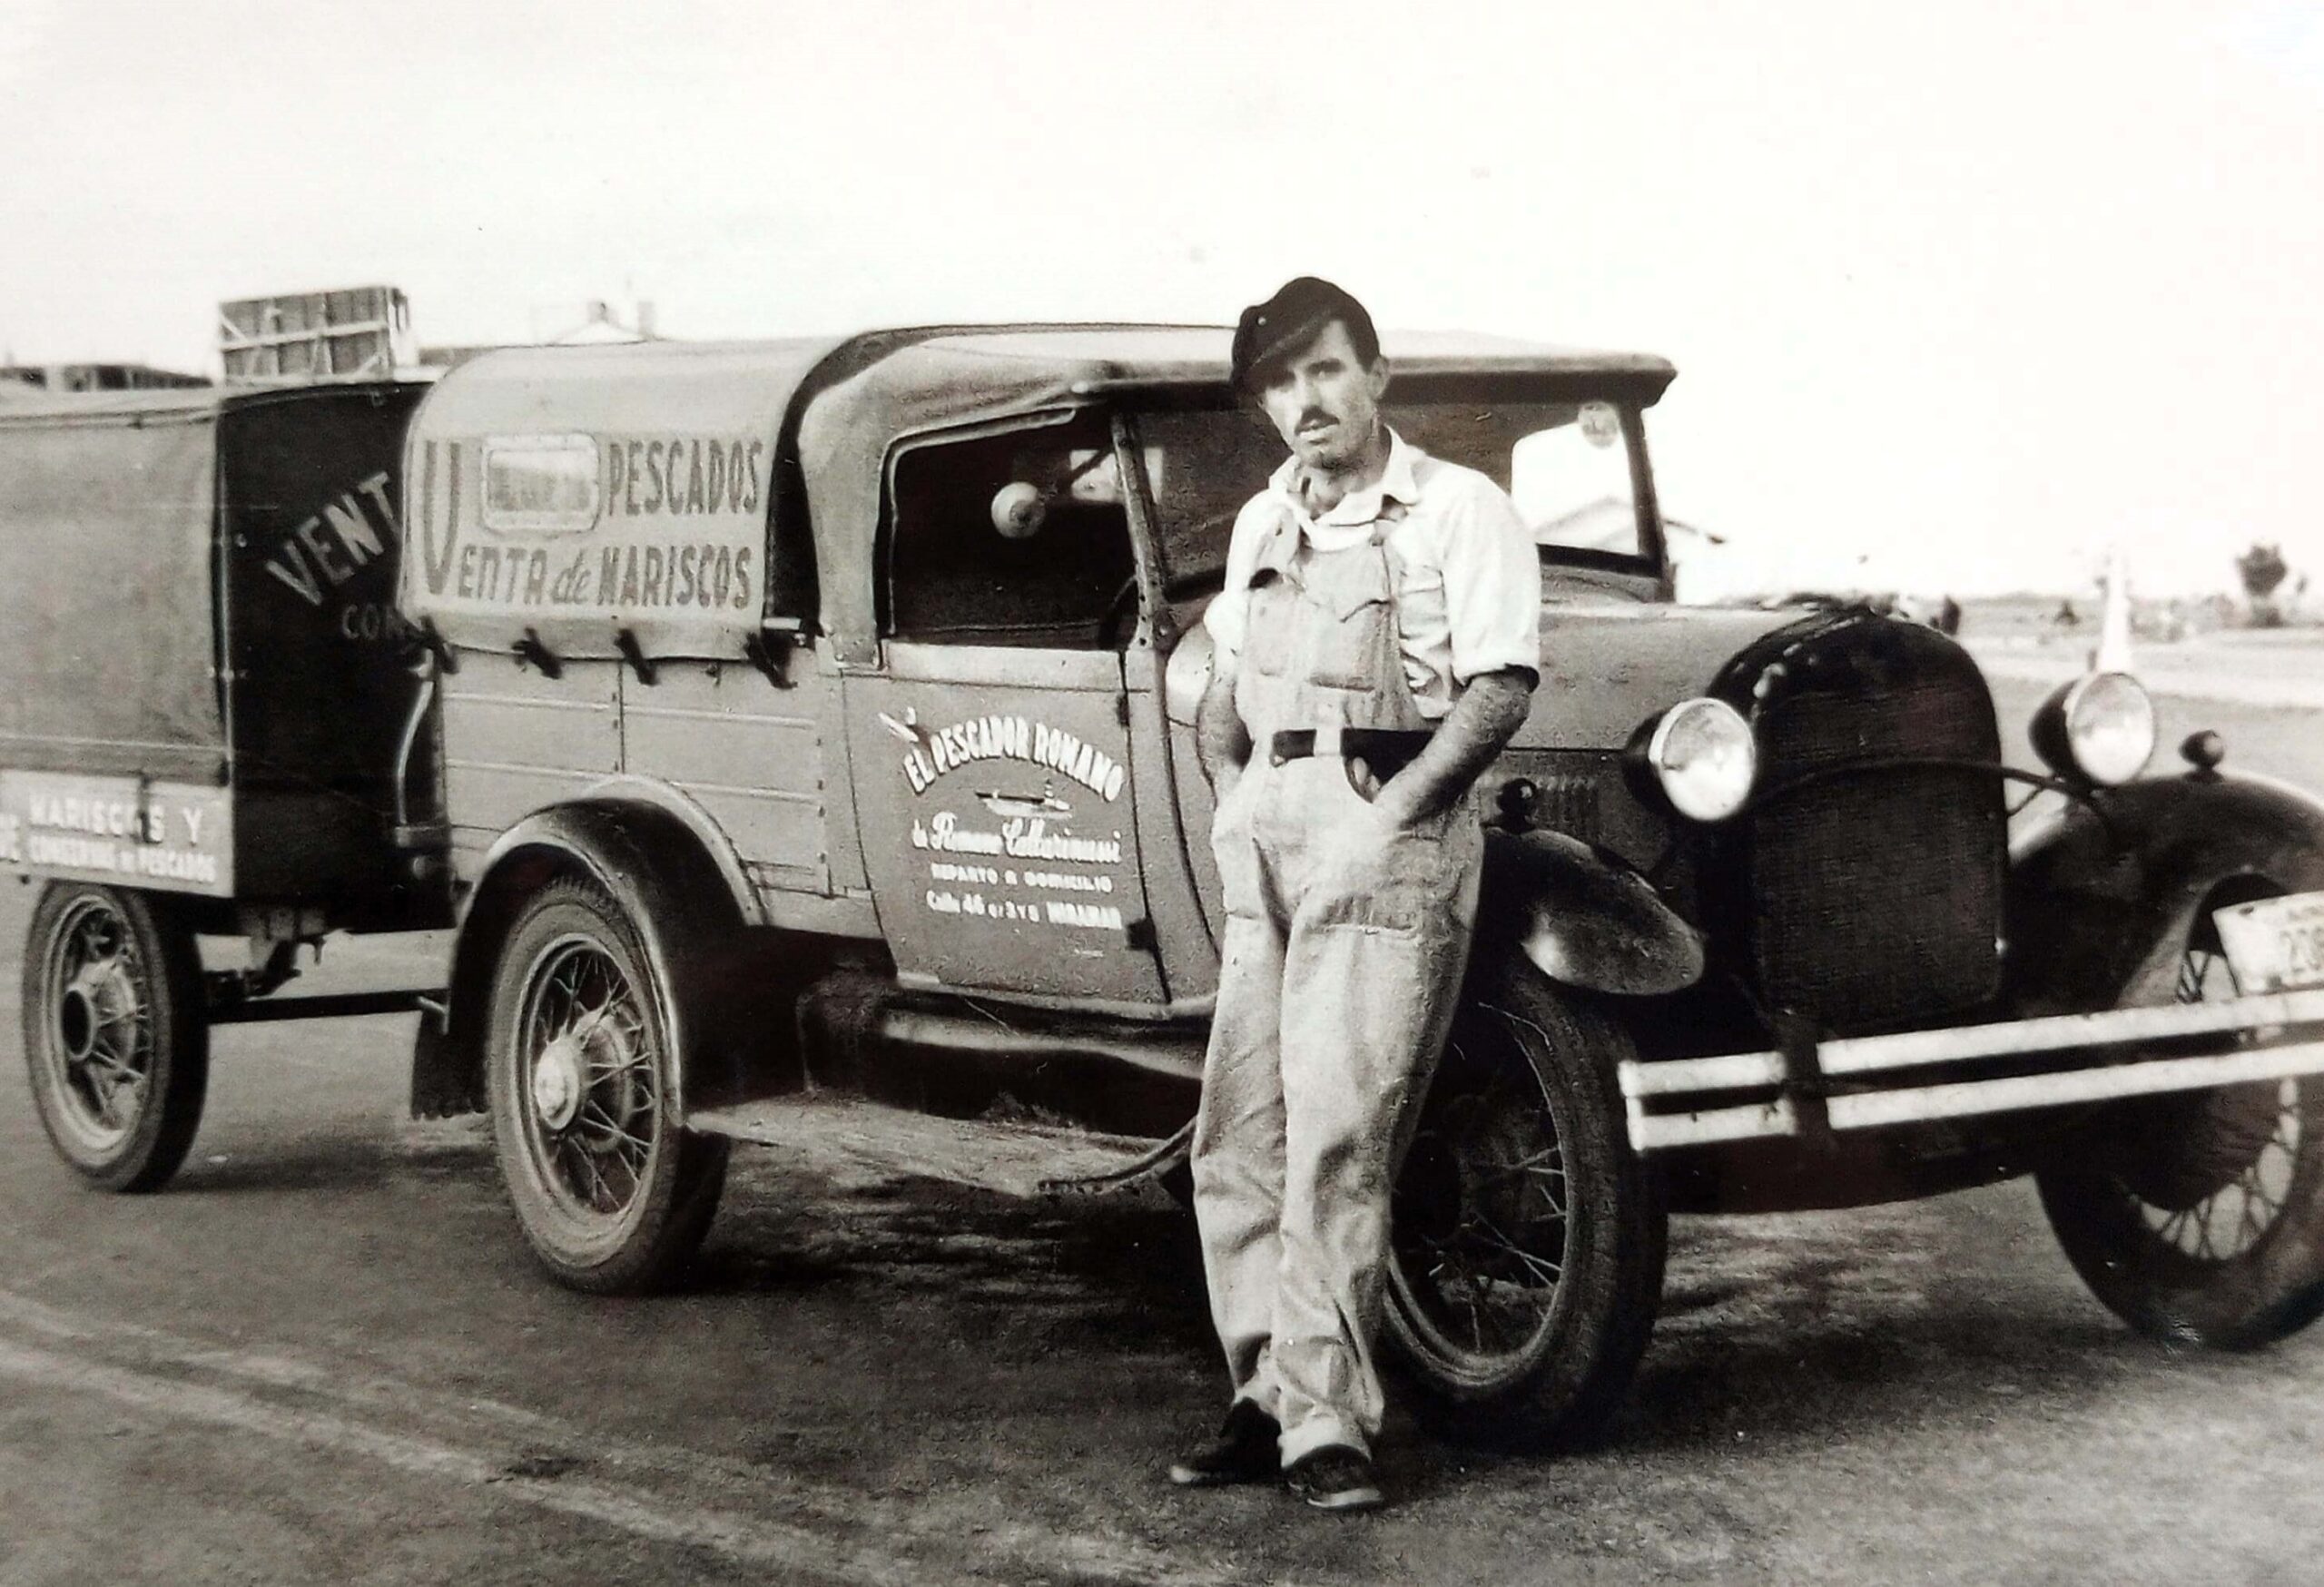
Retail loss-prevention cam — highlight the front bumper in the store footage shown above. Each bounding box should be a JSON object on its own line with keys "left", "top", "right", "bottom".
{"left": 1619, "top": 988, "right": 2324, "bottom": 1153}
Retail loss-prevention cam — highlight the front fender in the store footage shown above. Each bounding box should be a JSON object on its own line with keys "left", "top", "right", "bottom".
{"left": 413, "top": 800, "right": 771, "bottom": 1119}
{"left": 2007, "top": 770, "right": 2324, "bottom": 1016}
{"left": 1475, "top": 827, "right": 1705, "bottom": 996}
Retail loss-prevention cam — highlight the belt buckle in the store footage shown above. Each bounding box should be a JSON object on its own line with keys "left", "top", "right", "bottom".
{"left": 1313, "top": 724, "right": 1344, "bottom": 759}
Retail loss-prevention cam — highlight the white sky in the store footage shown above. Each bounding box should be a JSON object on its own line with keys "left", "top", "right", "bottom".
{"left": 5, "top": 0, "right": 2322, "bottom": 597}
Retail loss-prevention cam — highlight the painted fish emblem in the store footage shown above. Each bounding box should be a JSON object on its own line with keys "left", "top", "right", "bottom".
{"left": 977, "top": 783, "right": 1072, "bottom": 819}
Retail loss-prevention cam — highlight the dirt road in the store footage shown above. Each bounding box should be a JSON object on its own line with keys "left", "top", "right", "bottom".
{"left": 4, "top": 673, "right": 2322, "bottom": 1586}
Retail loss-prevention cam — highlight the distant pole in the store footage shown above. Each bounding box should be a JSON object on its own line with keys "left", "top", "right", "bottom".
{"left": 2093, "top": 545, "right": 2134, "bottom": 674}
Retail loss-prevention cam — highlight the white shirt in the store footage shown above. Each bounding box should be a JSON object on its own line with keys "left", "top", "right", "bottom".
{"left": 1204, "top": 429, "right": 1541, "bottom": 720}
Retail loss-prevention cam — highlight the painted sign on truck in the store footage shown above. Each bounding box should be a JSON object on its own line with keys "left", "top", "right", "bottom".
{"left": 0, "top": 772, "right": 234, "bottom": 896}
{"left": 409, "top": 432, "right": 763, "bottom": 623}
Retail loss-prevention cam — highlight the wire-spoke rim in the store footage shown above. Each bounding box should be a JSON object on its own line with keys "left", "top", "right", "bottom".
{"left": 1390, "top": 1007, "right": 1572, "bottom": 1377}
{"left": 34, "top": 895, "right": 154, "bottom": 1153}
{"left": 2111, "top": 943, "right": 2305, "bottom": 1265}
{"left": 514, "top": 933, "right": 660, "bottom": 1227}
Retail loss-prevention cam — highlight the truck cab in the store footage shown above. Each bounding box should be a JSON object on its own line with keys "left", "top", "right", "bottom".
{"left": 399, "top": 327, "right": 1683, "bottom": 997}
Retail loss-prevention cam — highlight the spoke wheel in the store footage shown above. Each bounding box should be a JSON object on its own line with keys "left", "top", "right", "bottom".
{"left": 1384, "top": 957, "right": 1665, "bottom": 1446}
{"left": 21, "top": 882, "right": 207, "bottom": 1192}
{"left": 487, "top": 878, "right": 727, "bottom": 1293}
{"left": 2039, "top": 892, "right": 2324, "bottom": 1348}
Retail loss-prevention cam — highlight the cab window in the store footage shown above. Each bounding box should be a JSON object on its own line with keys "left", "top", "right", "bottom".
{"left": 1130, "top": 398, "right": 1653, "bottom": 593}
{"left": 1508, "top": 402, "right": 1638, "bottom": 556}
{"left": 884, "top": 413, "right": 1137, "bottom": 647}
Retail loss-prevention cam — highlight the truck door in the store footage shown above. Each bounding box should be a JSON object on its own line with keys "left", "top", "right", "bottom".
{"left": 842, "top": 411, "right": 1170, "bottom": 1008}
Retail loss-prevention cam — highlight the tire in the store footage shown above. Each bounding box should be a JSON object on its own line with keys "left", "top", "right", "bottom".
{"left": 2038, "top": 892, "right": 2324, "bottom": 1349}
{"left": 20, "top": 882, "right": 208, "bottom": 1193}
{"left": 485, "top": 876, "right": 729, "bottom": 1294}
{"left": 1384, "top": 955, "right": 1667, "bottom": 1446}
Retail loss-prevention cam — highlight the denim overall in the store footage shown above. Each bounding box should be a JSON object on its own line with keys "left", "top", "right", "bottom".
{"left": 1193, "top": 498, "right": 1483, "bottom": 1464}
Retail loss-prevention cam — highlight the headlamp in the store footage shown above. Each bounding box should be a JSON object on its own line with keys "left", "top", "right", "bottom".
{"left": 2031, "top": 671, "right": 2156, "bottom": 787}
{"left": 1637, "top": 697, "right": 1757, "bottom": 822}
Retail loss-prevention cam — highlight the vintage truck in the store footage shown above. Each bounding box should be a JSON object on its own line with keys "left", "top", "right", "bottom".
{"left": 13, "top": 328, "right": 2324, "bottom": 1445}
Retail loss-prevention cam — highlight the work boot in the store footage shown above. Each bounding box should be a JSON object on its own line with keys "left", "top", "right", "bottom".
{"left": 1167, "top": 1401, "right": 1280, "bottom": 1487}
{"left": 1283, "top": 1444, "right": 1384, "bottom": 1513}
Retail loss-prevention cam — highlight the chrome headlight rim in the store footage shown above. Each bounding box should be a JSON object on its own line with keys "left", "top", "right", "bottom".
{"left": 2031, "top": 669, "right": 2157, "bottom": 787}
{"left": 1643, "top": 696, "right": 1758, "bottom": 823}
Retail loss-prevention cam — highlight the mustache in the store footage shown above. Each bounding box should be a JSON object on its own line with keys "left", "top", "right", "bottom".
{"left": 1295, "top": 409, "right": 1334, "bottom": 429}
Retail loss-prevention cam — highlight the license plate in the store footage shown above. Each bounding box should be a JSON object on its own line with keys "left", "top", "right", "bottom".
{"left": 2215, "top": 892, "right": 2324, "bottom": 993}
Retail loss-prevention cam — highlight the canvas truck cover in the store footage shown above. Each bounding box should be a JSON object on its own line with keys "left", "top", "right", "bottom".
{"left": 400, "top": 329, "right": 1679, "bottom": 665}
{"left": 399, "top": 330, "right": 1147, "bottom": 663}
{"left": 399, "top": 339, "right": 847, "bottom": 661}
{"left": 0, "top": 391, "right": 226, "bottom": 784}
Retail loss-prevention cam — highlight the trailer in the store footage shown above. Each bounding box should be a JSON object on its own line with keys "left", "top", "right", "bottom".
{"left": 1, "top": 380, "right": 448, "bottom": 1188}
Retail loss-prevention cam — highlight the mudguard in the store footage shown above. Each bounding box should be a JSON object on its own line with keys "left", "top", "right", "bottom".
{"left": 410, "top": 800, "right": 783, "bottom": 1119}
{"left": 2006, "top": 770, "right": 2324, "bottom": 1017}
{"left": 1474, "top": 827, "right": 1705, "bottom": 996}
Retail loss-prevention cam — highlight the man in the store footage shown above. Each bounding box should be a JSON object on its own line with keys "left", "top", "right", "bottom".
{"left": 1168, "top": 279, "right": 1540, "bottom": 1512}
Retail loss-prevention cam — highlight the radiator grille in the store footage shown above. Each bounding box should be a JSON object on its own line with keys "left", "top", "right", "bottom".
{"left": 1715, "top": 615, "right": 2004, "bottom": 1033}
{"left": 1531, "top": 773, "right": 1601, "bottom": 840}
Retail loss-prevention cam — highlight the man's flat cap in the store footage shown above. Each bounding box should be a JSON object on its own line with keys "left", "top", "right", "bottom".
{"left": 1229, "top": 276, "right": 1377, "bottom": 393}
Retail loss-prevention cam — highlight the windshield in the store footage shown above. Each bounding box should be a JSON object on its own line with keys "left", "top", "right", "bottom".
{"left": 1129, "top": 399, "right": 1654, "bottom": 592}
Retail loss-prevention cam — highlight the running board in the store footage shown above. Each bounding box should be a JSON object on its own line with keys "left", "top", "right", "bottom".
{"left": 209, "top": 988, "right": 441, "bottom": 1025}
{"left": 1620, "top": 989, "right": 2324, "bottom": 1152}
{"left": 686, "top": 1095, "right": 1180, "bottom": 1198}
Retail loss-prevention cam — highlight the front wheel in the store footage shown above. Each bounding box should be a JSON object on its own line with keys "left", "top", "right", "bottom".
{"left": 2038, "top": 907, "right": 2324, "bottom": 1347}
{"left": 1384, "top": 957, "right": 1667, "bottom": 1445}
{"left": 21, "top": 882, "right": 208, "bottom": 1192}
{"left": 485, "top": 877, "right": 729, "bottom": 1293}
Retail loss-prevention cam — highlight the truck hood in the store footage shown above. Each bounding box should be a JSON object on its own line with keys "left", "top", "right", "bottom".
{"left": 1518, "top": 599, "right": 1809, "bottom": 750}
{"left": 1163, "top": 594, "right": 1812, "bottom": 750}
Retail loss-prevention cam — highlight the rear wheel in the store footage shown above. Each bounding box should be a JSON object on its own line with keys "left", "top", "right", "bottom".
{"left": 486, "top": 877, "right": 728, "bottom": 1293}
{"left": 20, "top": 882, "right": 208, "bottom": 1192}
{"left": 2038, "top": 892, "right": 2324, "bottom": 1347}
{"left": 1384, "top": 957, "right": 1666, "bottom": 1445}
